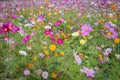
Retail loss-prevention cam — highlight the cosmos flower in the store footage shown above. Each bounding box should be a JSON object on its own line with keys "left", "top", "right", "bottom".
{"left": 57, "top": 38, "right": 64, "bottom": 45}
{"left": 80, "top": 67, "right": 95, "bottom": 77}
{"left": 0, "top": 22, "right": 19, "bottom": 34}
{"left": 23, "top": 69, "right": 30, "bottom": 76}
{"left": 81, "top": 24, "right": 93, "bottom": 36}
{"left": 42, "top": 71, "right": 48, "bottom": 79}
{"left": 44, "top": 29, "right": 53, "bottom": 36}
{"left": 103, "top": 48, "right": 112, "bottom": 56}
{"left": 73, "top": 51, "right": 82, "bottom": 65}
{"left": 22, "top": 35, "right": 30, "bottom": 43}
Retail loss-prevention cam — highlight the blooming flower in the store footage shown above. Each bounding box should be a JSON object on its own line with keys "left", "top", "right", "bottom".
{"left": 115, "top": 54, "right": 120, "bottom": 60}
{"left": 51, "top": 72, "right": 57, "bottom": 79}
{"left": 35, "top": 69, "right": 43, "bottom": 75}
{"left": 39, "top": 53, "right": 44, "bottom": 58}
{"left": 42, "top": 71, "right": 48, "bottom": 79}
{"left": 19, "top": 50, "right": 27, "bottom": 56}
{"left": 80, "top": 67, "right": 95, "bottom": 77}
{"left": 80, "top": 39, "right": 86, "bottom": 45}
{"left": 44, "top": 29, "right": 53, "bottom": 36}
{"left": 81, "top": 24, "right": 93, "bottom": 36}
{"left": 23, "top": 69, "right": 30, "bottom": 76}
{"left": 71, "top": 32, "right": 79, "bottom": 37}
{"left": 114, "top": 38, "right": 120, "bottom": 43}
{"left": 103, "top": 48, "right": 112, "bottom": 56}
{"left": 49, "top": 44, "right": 56, "bottom": 51}
{"left": 73, "top": 51, "right": 82, "bottom": 65}
{"left": 57, "top": 38, "right": 64, "bottom": 45}
{"left": 22, "top": 35, "right": 30, "bottom": 43}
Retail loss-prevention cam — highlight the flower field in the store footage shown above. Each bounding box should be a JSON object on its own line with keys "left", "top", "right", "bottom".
{"left": 0, "top": 0, "right": 120, "bottom": 80}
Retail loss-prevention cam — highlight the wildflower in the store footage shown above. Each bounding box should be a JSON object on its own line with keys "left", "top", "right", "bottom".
{"left": 0, "top": 22, "right": 19, "bottom": 34}
{"left": 42, "top": 71, "right": 48, "bottom": 79}
{"left": 37, "top": 15, "right": 45, "bottom": 22}
{"left": 39, "top": 53, "right": 44, "bottom": 58}
{"left": 55, "top": 18, "right": 64, "bottom": 27}
{"left": 115, "top": 54, "right": 120, "bottom": 60}
{"left": 32, "top": 56, "right": 37, "bottom": 61}
{"left": 57, "top": 38, "right": 64, "bottom": 45}
{"left": 49, "top": 44, "right": 56, "bottom": 51}
{"left": 22, "top": 35, "right": 30, "bottom": 43}
{"left": 73, "top": 51, "right": 82, "bottom": 65}
{"left": 35, "top": 69, "right": 43, "bottom": 75}
{"left": 60, "top": 52, "right": 64, "bottom": 56}
{"left": 19, "top": 50, "right": 27, "bottom": 56}
{"left": 81, "top": 24, "right": 93, "bottom": 36}
{"left": 44, "top": 29, "right": 53, "bottom": 36}
{"left": 27, "top": 63, "right": 33, "bottom": 69}
{"left": 80, "top": 39, "right": 86, "bottom": 45}
{"left": 44, "top": 25, "right": 51, "bottom": 29}
{"left": 23, "top": 69, "right": 30, "bottom": 76}
{"left": 44, "top": 51, "right": 49, "bottom": 55}
{"left": 80, "top": 67, "right": 95, "bottom": 77}
{"left": 110, "top": 4, "right": 117, "bottom": 10}
{"left": 71, "top": 32, "right": 79, "bottom": 37}
{"left": 51, "top": 72, "right": 57, "bottom": 79}
{"left": 114, "top": 38, "right": 120, "bottom": 43}
{"left": 54, "top": 53, "right": 58, "bottom": 57}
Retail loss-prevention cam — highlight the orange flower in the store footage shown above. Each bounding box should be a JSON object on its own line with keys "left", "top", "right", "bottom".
{"left": 114, "top": 38, "right": 120, "bottom": 43}
{"left": 27, "top": 63, "right": 33, "bottom": 69}
{"left": 49, "top": 44, "right": 56, "bottom": 51}
{"left": 51, "top": 72, "right": 57, "bottom": 79}
{"left": 44, "top": 51, "right": 49, "bottom": 55}
{"left": 79, "top": 53, "right": 84, "bottom": 58}
{"left": 110, "top": 4, "right": 117, "bottom": 10}
{"left": 54, "top": 53, "right": 58, "bottom": 57}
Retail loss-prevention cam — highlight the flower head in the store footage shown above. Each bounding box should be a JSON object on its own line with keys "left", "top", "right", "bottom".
{"left": 22, "top": 35, "right": 30, "bottom": 43}
{"left": 23, "top": 69, "right": 30, "bottom": 76}
{"left": 80, "top": 67, "right": 95, "bottom": 77}
{"left": 42, "top": 71, "right": 48, "bottom": 79}
{"left": 49, "top": 44, "right": 56, "bottom": 51}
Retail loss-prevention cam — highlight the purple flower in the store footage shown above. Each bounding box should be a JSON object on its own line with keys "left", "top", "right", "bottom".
{"left": 23, "top": 69, "right": 30, "bottom": 76}
{"left": 80, "top": 67, "right": 95, "bottom": 77}
{"left": 107, "top": 28, "right": 118, "bottom": 39}
{"left": 39, "top": 53, "right": 44, "bottom": 58}
{"left": 81, "top": 24, "right": 93, "bottom": 36}
{"left": 73, "top": 51, "right": 82, "bottom": 65}
{"left": 103, "top": 48, "right": 112, "bottom": 56}
{"left": 38, "top": 15, "right": 45, "bottom": 22}
{"left": 22, "top": 35, "right": 30, "bottom": 43}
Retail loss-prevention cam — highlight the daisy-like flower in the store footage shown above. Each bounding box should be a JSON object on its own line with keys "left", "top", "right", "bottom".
{"left": 71, "top": 32, "right": 79, "bottom": 37}
{"left": 73, "top": 51, "right": 82, "bottom": 65}
{"left": 19, "top": 50, "right": 27, "bottom": 56}
{"left": 80, "top": 39, "right": 86, "bottom": 45}
{"left": 80, "top": 67, "right": 95, "bottom": 77}
{"left": 81, "top": 24, "right": 93, "bottom": 36}
{"left": 39, "top": 53, "right": 44, "bottom": 58}
{"left": 23, "top": 69, "right": 30, "bottom": 76}
{"left": 103, "top": 48, "right": 112, "bottom": 56}
{"left": 22, "top": 35, "right": 30, "bottom": 43}
{"left": 42, "top": 71, "right": 48, "bottom": 79}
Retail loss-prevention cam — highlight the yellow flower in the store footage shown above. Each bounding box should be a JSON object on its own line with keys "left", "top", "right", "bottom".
{"left": 49, "top": 44, "right": 56, "bottom": 51}
{"left": 43, "top": 46, "right": 47, "bottom": 49}
{"left": 80, "top": 39, "right": 86, "bottom": 45}
{"left": 51, "top": 72, "right": 57, "bottom": 79}
{"left": 32, "top": 56, "right": 37, "bottom": 61}
{"left": 44, "top": 51, "right": 49, "bottom": 55}
{"left": 60, "top": 52, "right": 64, "bottom": 56}
{"left": 114, "top": 38, "right": 120, "bottom": 43}
{"left": 27, "top": 63, "right": 33, "bottom": 69}
{"left": 71, "top": 32, "right": 79, "bottom": 37}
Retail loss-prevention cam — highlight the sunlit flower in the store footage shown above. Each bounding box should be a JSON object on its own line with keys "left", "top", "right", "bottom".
{"left": 49, "top": 44, "right": 56, "bottom": 51}
{"left": 71, "top": 32, "right": 79, "bottom": 37}
{"left": 27, "top": 63, "right": 33, "bottom": 69}
{"left": 80, "top": 39, "right": 86, "bottom": 45}
{"left": 114, "top": 38, "right": 120, "bottom": 43}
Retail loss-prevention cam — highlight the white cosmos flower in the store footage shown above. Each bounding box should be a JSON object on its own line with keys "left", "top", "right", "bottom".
{"left": 19, "top": 50, "right": 27, "bottom": 56}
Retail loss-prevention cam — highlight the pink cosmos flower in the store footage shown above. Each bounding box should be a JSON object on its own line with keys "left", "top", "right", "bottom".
{"left": 22, "top": 35, "right": 30, "bottom": 43}
{"left": 44, "top": 29, "right": 53, "bottom": 36}
{"left": 0, "top": 22, "right": 19, "bottom": 34}
{"left": 81, "top": 24, "right": 93, "bottom": 36}
{"left": 57, "top": 38, "right": 64, "bottom": 45}
{"left": 55, "top": 18, "right": 64, "bottom": 27}
{"left": 80, "top": 67, "right": 95, "bottom": 77}
{"left": 23, "top": 69, "right": 30, "bottom": 76}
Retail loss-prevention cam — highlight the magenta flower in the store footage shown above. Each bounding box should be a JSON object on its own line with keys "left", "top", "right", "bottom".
{"left": 107, "top": 28, "right": 118, "bottom": 39}
{"left": 57, "top": 38, "right": 64, "bottom": 45}
{"left": 81, "top": 24, "right": 93, "bottom": 36}
{"left": 44, "top": 29, "right": 53, "bottom": 36}
{"left": 50, "top": 37, "right": 56, "bottom": 43}
{"left": 22, "top": 35, "right": 30, "bottom": 43}
{"left": 55, "top": 18, "right": 64, "bottom": 27}
{"left": 0, "top": 22, "right": 19, "bottom": 34}
{"left": 80, "top": 67, "right": 95, "bottom": 77}
{"left": 23, "top": 69, "right": 30, "bottom": 76}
